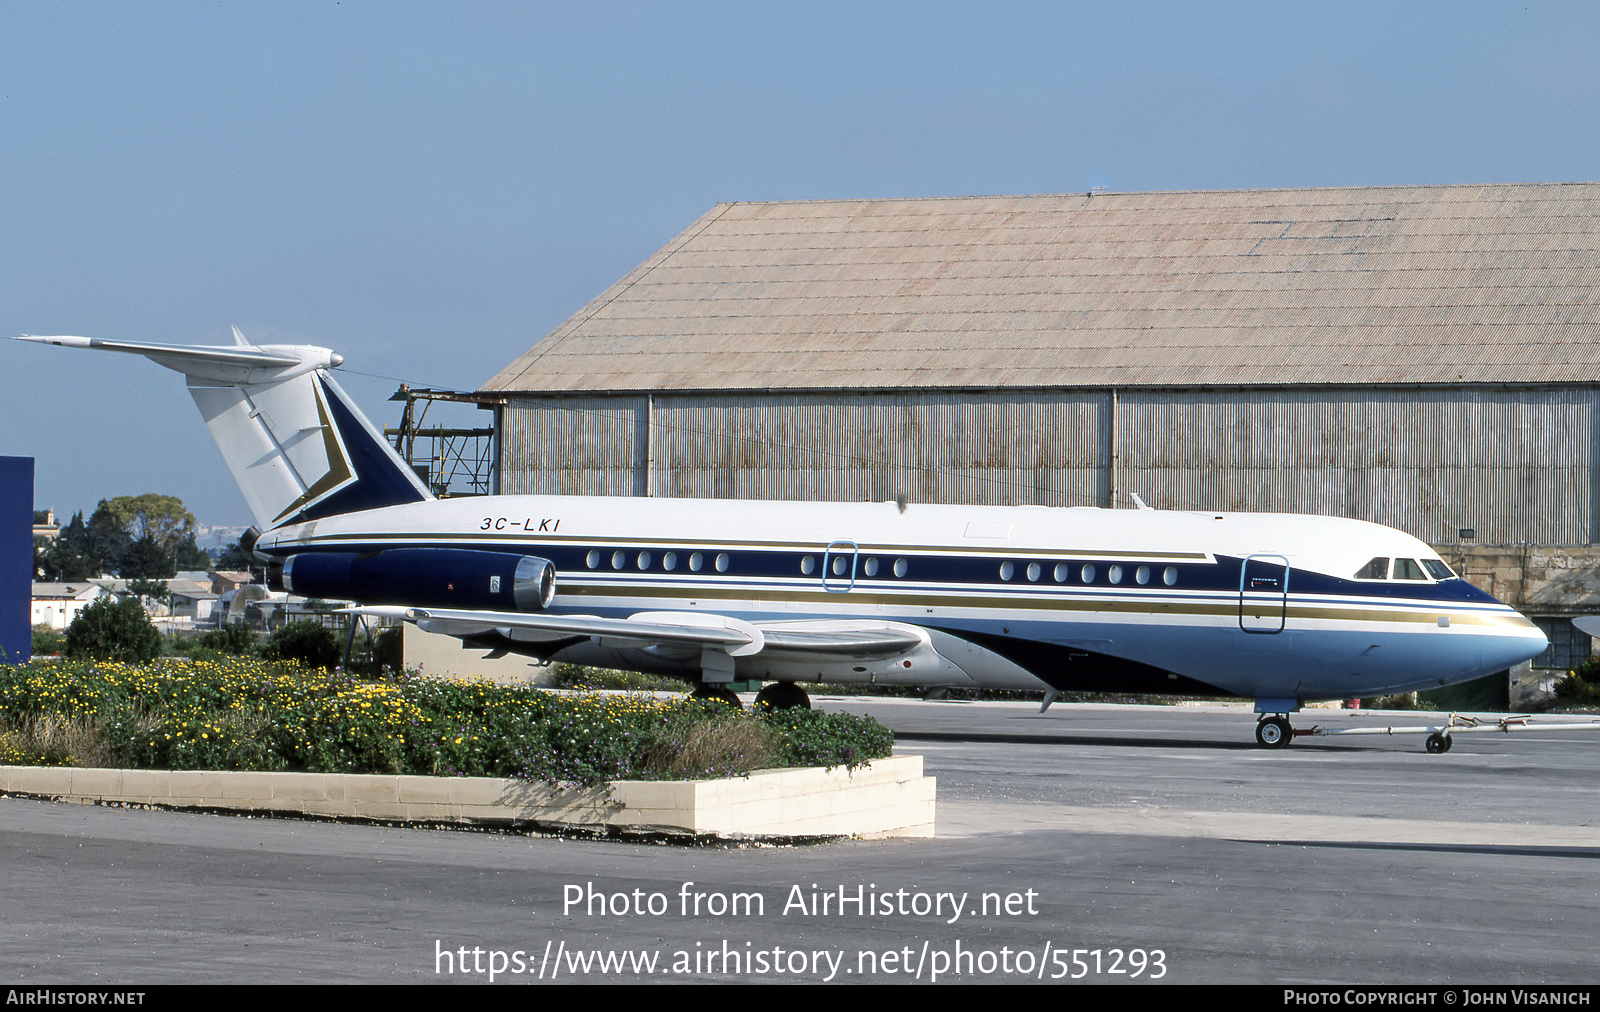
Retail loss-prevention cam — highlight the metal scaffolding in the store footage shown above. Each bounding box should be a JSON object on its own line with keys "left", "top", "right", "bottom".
{"left": 386, "top": 385, "right": 503, "bottom": 497}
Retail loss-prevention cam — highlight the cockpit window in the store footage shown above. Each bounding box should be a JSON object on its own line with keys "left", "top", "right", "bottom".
{"left": 1391, "top": 558, "right": 1428, "bottom": 581}
{"left": 1355, "top": 557, "right": 1389, "bottom": 580}
{"left": 1421, "top": 559, "right": 1455, "bottom": 580}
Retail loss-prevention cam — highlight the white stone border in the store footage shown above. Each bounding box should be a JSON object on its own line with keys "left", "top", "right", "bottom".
{"left": 0, "top": 754, "right": 935, "bottom": 841}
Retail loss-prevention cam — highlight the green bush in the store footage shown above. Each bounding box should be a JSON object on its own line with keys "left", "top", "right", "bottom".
{"left": 31, "top": 625, "right": 66, "bottom": 657}
{"left": 64, "top": 597, "right": 161, "bottom": 663}
{"left": 201, "top": 622, "right": 257, "bottom": 657}
{"left": 1556, "top": 656, "right": 1600, "bottom": 704}
{"left": 760, "top": 706, "right": 897, "bottom": 770}
{"left": 0, "top": 659, "right": 897, "bottom": 783}
{"left": 262, "top": 621, "right": 342, "bottom": 670}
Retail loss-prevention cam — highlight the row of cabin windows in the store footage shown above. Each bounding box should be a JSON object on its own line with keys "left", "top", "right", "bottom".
{"left": 583, "top": 549, "right": 914, "bottom": 578}
{"left": 1355, "top": 557, "right": 1455, "bottom": 582}
{"left": 799, "top": 555, "right": 910, "bottom": 578}
{"left": 586, "top": 549, "right": 731, "bottom": 573}
{"left": 580, "top": 549, "right": 1175, "bottom": 587}
{"left": 998, "top": 561, "right": 1179, "bottom": 586}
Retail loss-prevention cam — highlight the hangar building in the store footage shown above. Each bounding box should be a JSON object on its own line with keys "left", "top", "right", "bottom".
{"left": 480, "top": 183, "right": 1600, "bottom": 673}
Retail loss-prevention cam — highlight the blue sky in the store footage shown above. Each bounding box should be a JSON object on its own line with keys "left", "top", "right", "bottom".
{"left": 4, "top": 1, "right": 1599, "bottom": 541}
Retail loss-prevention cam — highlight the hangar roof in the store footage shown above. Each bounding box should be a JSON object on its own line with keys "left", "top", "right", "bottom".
{"left": 484, "top": 183, "right": 1600, "bottom": 392}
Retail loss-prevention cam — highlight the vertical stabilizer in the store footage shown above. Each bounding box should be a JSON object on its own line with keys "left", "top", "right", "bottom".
{"left": 15, "top": 332, "right": 433, "bottom": 529}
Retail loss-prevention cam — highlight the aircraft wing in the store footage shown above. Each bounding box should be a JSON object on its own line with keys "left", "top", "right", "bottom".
{"left": 398, "top": 607, "right": 930, "bottom": 660}
{"left": 15, "top": 334, "right": 304, "bottom": 368}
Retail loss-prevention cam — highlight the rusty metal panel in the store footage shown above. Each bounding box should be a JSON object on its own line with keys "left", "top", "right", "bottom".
{"left": 498, "top": 395, "right": 646, "bottom": 497}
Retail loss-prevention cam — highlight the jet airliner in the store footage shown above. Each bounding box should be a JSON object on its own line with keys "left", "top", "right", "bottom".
{"left": 16, "top": 331, "right": 1551, "bottom": 749}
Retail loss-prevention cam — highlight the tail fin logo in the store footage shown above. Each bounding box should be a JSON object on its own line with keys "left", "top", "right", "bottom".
{"left": 270, "top": 378, "right": 357, "bottom": 524}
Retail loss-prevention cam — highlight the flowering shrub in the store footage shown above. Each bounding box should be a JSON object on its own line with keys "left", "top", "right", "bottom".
{"left": 0, "top": 659, "right": 895, "bottom": 786}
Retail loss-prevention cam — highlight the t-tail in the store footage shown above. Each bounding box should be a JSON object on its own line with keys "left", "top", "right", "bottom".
{"left": 15, "top": 329, "right": 433, "bottom": 530}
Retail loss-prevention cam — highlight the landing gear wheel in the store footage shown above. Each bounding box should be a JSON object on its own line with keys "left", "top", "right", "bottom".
{"left": 1425, "top": 732, "right": 1453, "bottom": 754}
{"left": 691, "top": 684, "right": 743, "bottom": 709}
{"left": 754, "top": 682, "right": 811, "bottom": 710}
{"left": 1255, "top": 715, "right": 1294, "bottom": 749}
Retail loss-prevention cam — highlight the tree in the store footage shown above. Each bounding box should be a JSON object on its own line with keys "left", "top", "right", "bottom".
{"left": 42, "top": 495, "right": 209, "bottom": 578}
{"left": 65, "top": 596, "right": 162, "bottom": 663}
{"left": 172, "top": 532, "right": 212, "bottom": 572}
{"left": 120, "top": 536, "right": 175, "bottom": 579}
{"left": 84, "top": 506, "right": 131, "bottom": 575}
{"left": 36, "top": 512, "right": 93, "bottom": 581}
{"left": 97, "top": 494, "right": 196, "bottom": 553}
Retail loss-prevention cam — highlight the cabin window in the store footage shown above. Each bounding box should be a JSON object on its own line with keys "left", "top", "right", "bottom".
{"left": 893, "top": 558, "right": 909, "bottom": 578}
{"left": 832, "top": 555, "right": 849, "bottom": 576}
{"left": 611, "top": 550, "right": 626, "bottom": 570}
{"left": 1355, "top": 557, "right": 1389, "bottom": 580}
{"left": 585, "top": 550, "right": 601, "bottom": 569}
{"left": 1026, "top": 562, "right": 1042, "bottom": 582}
{"left": 999, "top": 561, "right": 1015, "bottom": 581}
{"left": 637, "top": 551, "right": 652, "bottom": 570}
{"left": 715, "top": 553, "right": 730, "bottom": 572}
{"left": 663, "top": 552, "right": 678, "bottom": 571}
{"left": 1081, "top": 564, "right": 1096, "bottom": 583}
{"left": 800, "top": 555, "right": 816, "bottom": 575}
{"left": 1392, "top": 558, "right": 1427, "bottom": 581}
{"left": 1135, "top": 565, "right": 1150, "bottom": 585}
{"left": 689, "top": 552, "right": 704, "bottom": 572}
{"left": 863, "top": 557, "right": 879, "bottom": 577}
{"left": 1421, "top": 559, "right": 1455, "bottom": 580}
{"left": 1108, "top": 564, "right": 1123, "bottom": 585}
{"left": 1054, "top": 563, "right": 1070, "bottom": 582}
{"left": 1163, "top": 566, "right": 1178, "bottom": 586}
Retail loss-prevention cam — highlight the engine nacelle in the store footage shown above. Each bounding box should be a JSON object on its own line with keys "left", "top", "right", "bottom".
{"left": 268, "top": 548, "right": 556, "bottom": 611}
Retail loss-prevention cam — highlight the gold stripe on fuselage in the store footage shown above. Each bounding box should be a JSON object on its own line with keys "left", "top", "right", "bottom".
{"left": 553, "top": 580, "right": 1522, "bottom": 629}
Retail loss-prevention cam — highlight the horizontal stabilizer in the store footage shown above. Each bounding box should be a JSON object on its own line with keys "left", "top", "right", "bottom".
{"left": 15, "top": 330, "right": 431, "bottom": 529}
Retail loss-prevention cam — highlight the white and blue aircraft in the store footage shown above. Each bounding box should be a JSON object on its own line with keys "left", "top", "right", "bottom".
{"left": 17, "top": 331, "right": 1553, "bottom": 749}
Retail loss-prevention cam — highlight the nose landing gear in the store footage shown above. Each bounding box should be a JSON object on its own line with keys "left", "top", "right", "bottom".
{"left": 1255, "top": 714, "right": 1295, "bottom": 749}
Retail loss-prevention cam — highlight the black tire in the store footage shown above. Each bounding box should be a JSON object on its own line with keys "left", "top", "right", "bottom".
{"left": 754, "top": 681, "right": 811, "bottom": 710}
{"left": 690, "top": 684, "right": 743, "bottom": 709}
{"left": 1255, "top": 715, "right": 1293, "bottom": 749}
{"left": 1425, "top": 732, "right": 1453, "bottom": 754}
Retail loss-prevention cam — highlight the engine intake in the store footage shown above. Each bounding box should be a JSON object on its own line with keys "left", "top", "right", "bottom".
{"left": 269, "top": 548, "right": 556, "bottom": 611}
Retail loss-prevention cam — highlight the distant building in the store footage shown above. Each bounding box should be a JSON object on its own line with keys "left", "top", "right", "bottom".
{"left": 483, "top": 183, "right": 1600, "bottom": 678}
{"left": 32, "top": 508, "right": 60, "bottom": 543}
{"left": 31, "top": 582, "right": 106, "bottom": 630}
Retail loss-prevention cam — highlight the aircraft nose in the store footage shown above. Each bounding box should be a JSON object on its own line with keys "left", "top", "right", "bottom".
{"left": 1484, "top": 614, "right": 1548, "bottom": 672}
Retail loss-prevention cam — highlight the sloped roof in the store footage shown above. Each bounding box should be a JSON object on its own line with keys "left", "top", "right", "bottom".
{"left": 484, "top": 183, "right": 1600, "bottom": 392}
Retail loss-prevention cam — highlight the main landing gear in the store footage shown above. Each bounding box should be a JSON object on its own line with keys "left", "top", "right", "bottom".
{"left": 1255, "top": 714, "right": 1295, "bottom": 749}
{"left": 690, "top": 681, "right": 814, "bottom": 710}
{"left": 754, "top": 681, "right": 812, "bottom": 710}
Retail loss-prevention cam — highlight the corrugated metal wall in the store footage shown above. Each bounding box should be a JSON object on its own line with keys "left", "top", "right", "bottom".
{"left": 499, "top": 387, "right": 1594, "bottom": 546}
{"left": 1118, "top": 389, "right": 1592, "bottom": 545}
